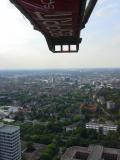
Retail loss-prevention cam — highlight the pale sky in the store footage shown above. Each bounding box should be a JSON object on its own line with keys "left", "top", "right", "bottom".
{"left": 0, "top": 0, "right": 120, "bottom": 69}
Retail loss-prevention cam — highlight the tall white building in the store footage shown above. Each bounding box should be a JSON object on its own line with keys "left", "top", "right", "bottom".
{"left": 0, "top": 123, "right": 21, "bottom": 160}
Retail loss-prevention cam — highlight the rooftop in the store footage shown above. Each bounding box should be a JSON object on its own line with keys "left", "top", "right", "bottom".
{"left": 88, "top": 145, "right": 103, "bottom": 160}
{"left": 0, "top": 123, "right": 20, "bottom": 134}
{"left": 61, "top": 145, "right": 120, "bottom": 160}
{"left": 86, "top": 121, "right": 117, "bottom": 128}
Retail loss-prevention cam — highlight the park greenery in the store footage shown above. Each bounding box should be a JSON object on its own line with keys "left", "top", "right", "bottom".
{"left": 1, "top": 81, "right": 120, "bottom": 160}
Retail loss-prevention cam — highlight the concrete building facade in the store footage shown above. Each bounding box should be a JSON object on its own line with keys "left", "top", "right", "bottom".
{"left": 86, "top": 121, "right": 117, "bottom": 135}
{"left": 0, "top": 123, "right": 21, "bottom": 160}
{"left": 61, "top": 145, "right": 120, "bottom": 160}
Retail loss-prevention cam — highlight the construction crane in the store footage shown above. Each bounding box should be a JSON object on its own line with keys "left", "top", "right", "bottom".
{"left": 10, "top": 0, "right": 98, "bottom": 53}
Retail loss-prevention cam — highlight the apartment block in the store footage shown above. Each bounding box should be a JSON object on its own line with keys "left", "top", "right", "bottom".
{"left": 86, "top": 121, "right": 117, "bottom": 135}
{"left": 0, "top": 123, "right": 21, "bottom": 160}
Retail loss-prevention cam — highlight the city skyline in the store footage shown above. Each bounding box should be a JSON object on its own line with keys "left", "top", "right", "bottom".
{"left": 0, "top": 0, "right": 120, "bottom": 69}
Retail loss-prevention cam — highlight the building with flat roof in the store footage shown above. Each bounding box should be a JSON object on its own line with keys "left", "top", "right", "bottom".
{"left": 64, "top": 122, "right": 80, "bottom": 132}
{"left": 86, "top": 121, "right": 117, "bottom": 135}
{"left": 0, "top": 123, "right": 21, "bottom": 160}
{"left": 61, "top": 145, "right": 120, "bottom": 160}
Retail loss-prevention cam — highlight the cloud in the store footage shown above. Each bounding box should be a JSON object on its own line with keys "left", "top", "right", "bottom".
{"left": 98, "top": 0, "right": 107, "bottom": 5}
{"left": 0, "top": 0, "right": 120, "bottom": 69}
{"left": 96, "top": 3, "right": 119, "bottom": 17}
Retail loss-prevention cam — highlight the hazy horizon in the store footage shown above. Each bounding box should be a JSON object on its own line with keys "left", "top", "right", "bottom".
{"left": 0, "top": 67, "right": 120, "bottom": 71}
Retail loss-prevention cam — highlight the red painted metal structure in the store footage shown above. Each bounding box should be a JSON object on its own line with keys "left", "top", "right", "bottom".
{"left": 10, "top": 0, "right": 98, "bottom": 53}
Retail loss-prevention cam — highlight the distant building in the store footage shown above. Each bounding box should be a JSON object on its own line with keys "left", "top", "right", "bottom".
{"left": 8, "top": 106, "right": 19, "bottom": 113}
{"left": 0, "top": 110, "right": 9, "bottom": 119}
{"left": 81, "top": 104, "right": 97, "bottom": 113}
{"left": 61, "top": 145, "right": 120, "bottom": 160}
{"left": 97, "top": 96, "right": 105, "bottom": 105}
{"left": 0, "top": 123, "right": 21, "bottom": 160}
{"left": 106, "top": 101, "right": 115, "bottom": 110}
{"left": 106, "top": 84, "right": 113, "bottom": 89}
{"left": 3, "top": 118, "right": 15, "bottom": 123}
{"left": 0, "top": 106, "right": 19, "bottom": 118}
{"left": 86, "top": 121, "right": 117, "bottom": 135}
{"left": 65, "top": 123, "right": 79, "bottom": 132}
{"left": 92, "top": 94, "right": 96, "bottom": 101}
